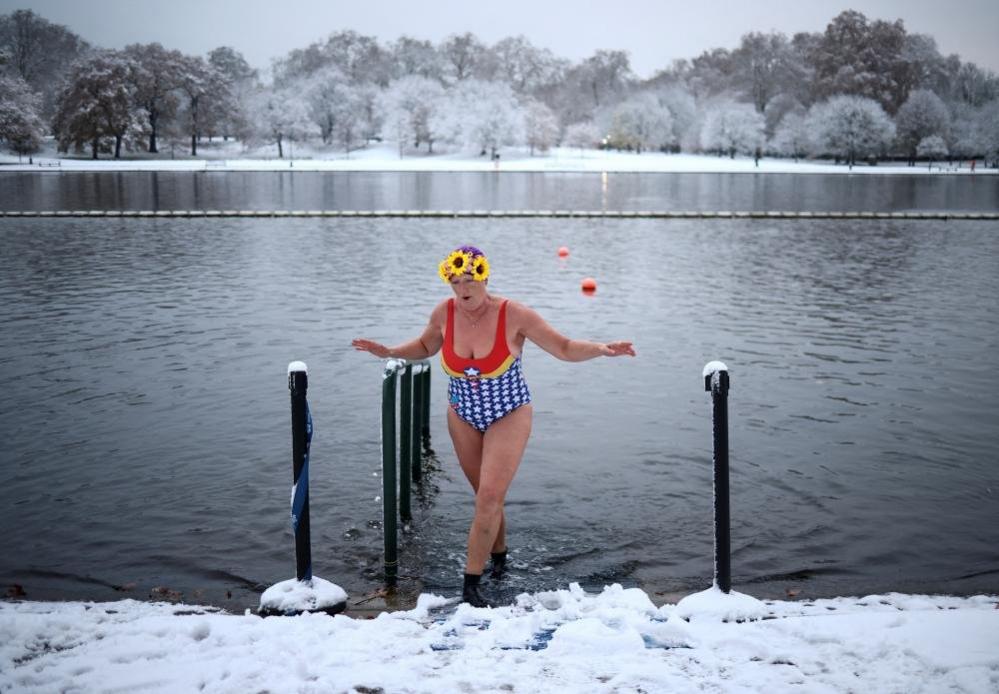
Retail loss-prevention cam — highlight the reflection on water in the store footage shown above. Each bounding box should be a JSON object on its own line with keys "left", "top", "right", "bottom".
{"left": 2, "top": 170, "right": 998, "bottom": 212}
{"left": 1, "top": 215, "right": 997, "bottom": 611}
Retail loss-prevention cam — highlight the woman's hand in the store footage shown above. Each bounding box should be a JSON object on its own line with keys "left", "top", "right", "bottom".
{"left": 601, "top": 341, "right": 636, "bottom": 357}
{"left": 352, "top": 338, "right": 392, "bottom": 358}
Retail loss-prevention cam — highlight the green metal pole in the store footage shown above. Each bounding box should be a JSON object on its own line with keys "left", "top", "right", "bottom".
{"left": 381, "top": 369, "right": 398, "bottom": 586}
{"left": 399, "top": 364, "right": 412, "bottom": 522}
{"left": 421, "top": 365, "right": 431, "bottom": 440}
{"left": 411, "top": 364, "right": 423, "bottom": 483}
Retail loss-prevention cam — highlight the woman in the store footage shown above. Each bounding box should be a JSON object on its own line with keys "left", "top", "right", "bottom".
{"left": 352, "top": 245, "right": 635, "bottom": 607}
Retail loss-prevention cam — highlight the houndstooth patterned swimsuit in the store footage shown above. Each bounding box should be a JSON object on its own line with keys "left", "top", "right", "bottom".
{"left": 441, "top": 299, "right": 531, "bottom": 432}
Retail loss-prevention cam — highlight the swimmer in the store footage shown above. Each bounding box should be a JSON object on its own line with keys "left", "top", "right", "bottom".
{"left": 353, "top": 245, "right": 635, "bottom": 607}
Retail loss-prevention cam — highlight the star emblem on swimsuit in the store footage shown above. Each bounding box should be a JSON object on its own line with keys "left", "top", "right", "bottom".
{"left": 463, "top": 366, "right": 481, "bottom": 378}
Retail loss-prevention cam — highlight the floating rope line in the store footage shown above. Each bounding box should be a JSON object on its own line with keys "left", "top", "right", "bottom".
{"left": 1, "top": 210, "right": 996, "bottom": 220}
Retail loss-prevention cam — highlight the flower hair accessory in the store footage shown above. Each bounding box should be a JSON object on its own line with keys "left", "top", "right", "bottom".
{"left": 439, "top": 245, "right": 490, "bottom": 283}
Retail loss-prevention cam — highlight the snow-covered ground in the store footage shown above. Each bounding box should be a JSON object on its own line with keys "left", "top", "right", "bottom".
{"left": 1, "top": 141, "right": 991, "bottom": 174}
{"left": 2, "top": 584, "right": 996, "bottom": 693}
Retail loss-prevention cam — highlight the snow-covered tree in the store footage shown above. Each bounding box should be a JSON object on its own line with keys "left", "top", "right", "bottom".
{"left": 949, "top": 63, "right": 999, "bottom": 108}
{"left": 489, "top": 36, "right": 563, "bottom": 97}
{"left": 977, "top": 100, "right": 999, "bottom": 166}
{"left": 173, "top": 55, "right": 235, "bottom": 155}
{"left": 523, "top": 99, "right": 558, "bottom": 155}
{"left": 563, "top": 121, "right": 601, "bottom": 154}
{"left": 0, "top": 9, "right": 89, "bottom": 120}
{"left": 607, "top": 93, "right": 673, "bottom": 153}
{"left": 439, "top": 33, "right": 486, "bottom": 84}
{"left": 770, "top": 109, "right": 811, "bottom": 160}
{"left": 123, "top": 43, "right": 184, "bottom": 153}
{"left": 810, "top": 10, "right": 914, "bottom": 113}
{"left": 274, "top": 30, "right": 391, "bottom": 87}
{"left": 0, "top": 72, "right": 44, "bottom": 157}
{"left": 729, "top": 31, "right": 801, "bottom": 115}
{"left": 389, "top": 36, "right": 443, "bottom": 81}
{"left": 53, "top": 51, "right": 143, "bottom": 159}
{"left": 247, "top": 87, "right": 311, "bottom": 158}
{"left": 175, "top": 55, "right": 210, "bottom": 156}
{"left": 656, "top": 86, "right": 698, "bottom": 151}
{"left": 895, "top": 89, "right": 950, "bottom": 164}
{"left": 916, "top": 134, "right": 947, "bottom": 168}
{"left": 807, "top": 95, "right": 895, "bottom": 168}
{"left": 208, "top": 46, "right": 257, "bottom": 141}
{"left": 378, "top": 75, "right": 445, "bottom": 156}
{"left": 699, "top": 100, "right": 764, "bottom": 157}
{"left": 948, "top": 102, "right": 983, "bottom": 160}
{"left": 302, "top": 65, "right": 351, "bottom": 144}
{"left": 435, "top": 79, "right": 523, "bottom": 158}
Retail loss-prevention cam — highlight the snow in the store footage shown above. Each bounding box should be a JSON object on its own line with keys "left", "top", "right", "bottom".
{"left": 2, "top": 143, "right": 993, "bottom": 174}
{"left": 287, "top": 360, "right": 308, "bottom": 375}
{"left": 2, "top": 585, "right": 996, "bottom": 693}
{"left": 258, "top": 577, "right": 347, "bottom": 616}
{"left": 702, "top": 360, "right": 729, "bottom": 378}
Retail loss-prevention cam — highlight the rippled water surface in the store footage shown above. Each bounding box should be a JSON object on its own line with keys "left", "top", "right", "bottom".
{"left": 2, "top": 170, "right": 998, "bottom": 212}
{"left": 1, "top": 178, "right": 997, "bottom": 611}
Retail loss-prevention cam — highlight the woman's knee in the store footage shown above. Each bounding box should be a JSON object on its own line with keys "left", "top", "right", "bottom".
{"left": 474, "top": 487, "right": 505, "bottom": 515}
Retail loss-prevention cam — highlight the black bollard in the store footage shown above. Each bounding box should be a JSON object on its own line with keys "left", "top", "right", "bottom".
{"left": 399, "top": 364, "right": 413, "bottom": 522}
{"left": 289, "top": 362, "right": 313, "bottom": 582}
{"left": 382, "top": 366, "right": 398, "bottom": 586}
{"left": 411, "top": 365, "right": 423, "bottom": 483}
{"left": 704, "top": 362, "right": 730, "bottom": 593}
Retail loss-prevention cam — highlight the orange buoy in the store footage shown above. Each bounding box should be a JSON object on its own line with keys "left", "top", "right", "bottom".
{"left": 557, "top": 246, "right": 570, "bottom": 258}
{"left": 581, "top": 277, "right": 597, "bottom": 293}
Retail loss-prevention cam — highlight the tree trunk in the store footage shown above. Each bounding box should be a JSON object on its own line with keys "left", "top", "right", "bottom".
{"left": 91, "top": 137, "right": 99, "bottom": 160}
{"left": 189, "top": 95, "right": 200, "bottom": 156}
{"left": 149, "top": 111, "right": 159, "bottom": 153}
{"left": 114, "top": 135, "right": 122, "bottom": 159}
{"left": 277, "top": 134, "right": 283, "bottom": 158}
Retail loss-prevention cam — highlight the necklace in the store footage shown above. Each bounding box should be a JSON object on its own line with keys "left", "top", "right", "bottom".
{"left": 458, "top": 301, "right": 490, "bottom": 328}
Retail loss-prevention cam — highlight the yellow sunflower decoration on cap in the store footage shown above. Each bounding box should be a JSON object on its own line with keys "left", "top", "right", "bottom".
{"left": 439, "top": 246, "right": 490, "bottom": 283}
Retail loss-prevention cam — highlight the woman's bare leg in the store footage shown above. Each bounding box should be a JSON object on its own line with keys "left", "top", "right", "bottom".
{"left": 447, "top": 408, "right": 507, "bottom": 553}
{"left": 463, "top": 404, "right": 532, "bottom": 574}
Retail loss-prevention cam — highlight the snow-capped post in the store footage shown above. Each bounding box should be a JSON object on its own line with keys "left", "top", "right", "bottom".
{"left": 288, "top": 361, "right": 313, "bottom": 582}
{"left": 703, "top": 361, "right": 731, "bottom": 593}
{"left": 258, "top": 362, "right": 347, "bottom": 617}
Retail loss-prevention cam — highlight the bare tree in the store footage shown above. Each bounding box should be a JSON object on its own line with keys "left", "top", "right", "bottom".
{"left": 439, "top": 33, "right": 485, "bottom": 84}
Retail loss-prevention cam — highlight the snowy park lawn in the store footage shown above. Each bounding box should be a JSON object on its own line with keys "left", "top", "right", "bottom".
{"left": 2, "top": 584, "right": 997, "bottom": 693}
{"left": 0, "top": 141, "right": 990, "bottom": 175}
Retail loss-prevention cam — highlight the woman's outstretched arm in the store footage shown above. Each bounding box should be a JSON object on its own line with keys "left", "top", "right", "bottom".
{"left": 352, "top": 301, "right": 446, "bottom": 359}
{"left": 515, "top": 302, "right": 635, "bottom": 361}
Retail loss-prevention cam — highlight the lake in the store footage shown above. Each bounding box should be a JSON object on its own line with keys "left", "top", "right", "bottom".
{"left": 1, "top": 171, "right": 997, "bottom": 612}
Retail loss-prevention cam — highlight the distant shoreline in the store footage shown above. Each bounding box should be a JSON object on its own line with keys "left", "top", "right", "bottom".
{"left": 1, "top": 144, "right": 993, "bottom": 175}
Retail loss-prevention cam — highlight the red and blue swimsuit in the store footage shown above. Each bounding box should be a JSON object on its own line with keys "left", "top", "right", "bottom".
{"left": 441, "top": 298, "right": 531, "bottom": 432}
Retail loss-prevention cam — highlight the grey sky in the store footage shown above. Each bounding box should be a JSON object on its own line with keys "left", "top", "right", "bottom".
{"left": 5, "top": 0, "right": 998, "bottom": 79}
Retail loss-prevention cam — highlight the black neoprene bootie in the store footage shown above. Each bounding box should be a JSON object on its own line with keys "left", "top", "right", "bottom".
{"left": 489, "top": 550, "right": 508, "bottom": 579}
{"left": 462, "top": 573, "right": 491, "bottom": 608}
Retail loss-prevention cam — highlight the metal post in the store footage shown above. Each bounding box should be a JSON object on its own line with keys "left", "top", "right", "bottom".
{"left": 421, "top": 366, "right": 431, "bottom": 440}
{"left": 704, "top": 362, "right": 731, "bottom": 593}
{"left": 288, "top": 362, "right": 312, "bottom": 582}
{"left": 411, "top": 364, "right": 423, "bottom": 483}
{"left": 399, "top": 364, "right": 413, "bottom": 522}
{"left": 382, "top": 368, "right": 398, "bottom": 586}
